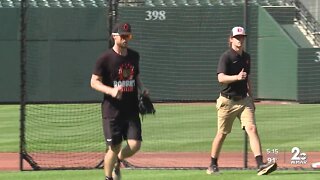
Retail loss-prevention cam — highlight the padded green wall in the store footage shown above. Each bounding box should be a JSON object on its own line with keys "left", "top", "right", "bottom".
{"left": 258, "top": 6, "right": 320, "bottom": 102}
{"left": 297, "top": 48, "right": 320, "bottom": 103}
{"left": 118, "top": 6, "right": 258, "bottom": 101}
{"left": 0, "top": 6, "right": 259, "bottom": 103}
{"left": 2, "top": 6, "right": 318, "bottom": 103}
{"left": 0, "top": 9, "right": 20, "bottom": 103}
{"left": 0, "top": 8, "right": 109, "bottom": 103}
{"left": 257, "top": 6, "right": 298, "bottom": 100}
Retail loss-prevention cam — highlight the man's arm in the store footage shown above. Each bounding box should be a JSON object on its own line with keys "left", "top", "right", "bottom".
{"left": 90, "top": 74, "right": 122, "bottom": 98}
{"left": 217, "top": 68, "right": 247, "bottom": 84}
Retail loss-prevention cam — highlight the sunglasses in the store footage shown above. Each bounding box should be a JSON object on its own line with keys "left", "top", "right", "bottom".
{"left": 112, "top": 33, "right": 133, "bottom": 40}
{"left": 119, "top": 34, "right": 132, "bottom": 40}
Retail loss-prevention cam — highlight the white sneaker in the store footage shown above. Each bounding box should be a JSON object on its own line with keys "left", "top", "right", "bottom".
{"left": 311, "top": 162, "right": 320, "bottom": 169}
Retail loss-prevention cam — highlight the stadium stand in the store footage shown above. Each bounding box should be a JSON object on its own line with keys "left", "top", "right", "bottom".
{"left": 0, "top": 0, "right": 293, "bottom": 8}
{"left": 285, "top": 0, "right": 320, "bottom": 47}
{"left": 3, "top": 0, "right": 313, "bottom": 46}
{"left": 1, "top": 0, "right": 14, "bottom": 7}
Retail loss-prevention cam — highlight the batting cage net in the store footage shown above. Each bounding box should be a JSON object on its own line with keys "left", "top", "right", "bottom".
{"left": 18, "top": 0, "right": 320, "bottom": 170}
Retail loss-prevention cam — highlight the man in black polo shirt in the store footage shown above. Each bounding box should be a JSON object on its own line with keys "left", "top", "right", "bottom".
{"left": 206, "top": 26, "right": 277, "bottom": 176}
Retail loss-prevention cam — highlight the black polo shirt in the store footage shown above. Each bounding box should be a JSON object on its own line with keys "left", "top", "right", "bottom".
{"left": 216, "top": 48, "right": 251, "bottom": 97}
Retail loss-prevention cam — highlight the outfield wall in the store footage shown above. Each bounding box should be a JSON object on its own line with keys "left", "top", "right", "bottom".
{"left": 0, "top": 5, "right": 319, "bottom": 103}
{"left": 258, "top": 6, "right": 320, "bottom": 102}
{"left": 0, "top": 6, "right": 258, "bottom": 103}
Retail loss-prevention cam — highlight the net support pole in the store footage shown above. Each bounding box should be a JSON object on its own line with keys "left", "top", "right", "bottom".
{"left": 108, "top": 0, "right": 119, "bottom": 48}
{"left": 19, "top": 0, "right": 27, "bottom": 171}
{"left": 243, "top": 0, "right": 249, "bottom": 169}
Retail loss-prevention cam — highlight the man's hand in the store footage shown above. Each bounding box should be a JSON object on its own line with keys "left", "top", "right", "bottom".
{"left": 141, "top": 88, "right": 149, "bottom": 97}
{"left": 110, "top": 86, "right": 123, "bottom": 99}
{"left": 237, "top": 68, "right": 247, "bottom": 81}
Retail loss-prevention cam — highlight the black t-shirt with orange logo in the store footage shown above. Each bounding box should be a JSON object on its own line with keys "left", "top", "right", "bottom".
{"left": 217, "top": 48, "right": 251, "bottom": 97}
{"left": 93, "top": 48, "right": 140, "bottom": 118}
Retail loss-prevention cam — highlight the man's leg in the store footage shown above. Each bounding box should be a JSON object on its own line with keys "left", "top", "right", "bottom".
{"left": 208, "top": 96, "right": 237, "bottom": 174}
{"left": 118, "top": 139, "right": 141, "bottom": 160}
{"left": 111, "top": 140, "right": 141, "bottom": 180}
{"left": 210, "top": 132, "right": 227, "bottom": 159}
{"left": 119, "top": 116, "right": 142, "bottom": 161}
{"left": 245, "top": 124, "right": 262, "bottom": 157}
{"left": 243, "top": 120, "right": 277, "bottom": 175}
{"left": 207, "top": 132, "right": 227, "bottom": 174}
{"left": 240, "top": 98, "right": 264, "bottom": 164}
{"left": 104, "top": 144, "right": 121, "bottom": 179}
{"left": 241, "top": 98, "right": 277, "bottom": 175}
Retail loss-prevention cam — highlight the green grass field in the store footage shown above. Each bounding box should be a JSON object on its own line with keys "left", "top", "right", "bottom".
{"left": 0, "top": 105, "right": 19, "bottom": 152}
{"left": 0, "top": 169, "right": 319, "bottom": 180}
{"left": 1, "top": 104, "right": 320, "bottom": 153}
{"left": 1, "top": 104, "right": 320, "bottom": 179}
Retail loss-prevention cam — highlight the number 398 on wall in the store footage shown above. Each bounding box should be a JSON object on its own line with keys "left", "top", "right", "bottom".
{"left": 145, "top": 10, "right": 166, "bottom": 20}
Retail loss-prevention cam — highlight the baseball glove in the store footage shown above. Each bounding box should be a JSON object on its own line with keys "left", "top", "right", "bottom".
{"left": 138, "top": 95, "right": 156, "bottom": 116}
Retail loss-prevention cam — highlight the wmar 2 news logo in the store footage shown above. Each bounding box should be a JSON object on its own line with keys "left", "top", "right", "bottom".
{"left": 291, "top": 147, "right": 307, "bottom": 164}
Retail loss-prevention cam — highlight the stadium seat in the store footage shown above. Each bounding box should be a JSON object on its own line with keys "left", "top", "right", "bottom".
{"left": 28, "top": 0, "right": 39, "bottom": 7}
{"left": 233, "top": 0, "right": 244, "bottom": 5}
{"left": 163, "top": 0, "right": 177, "bottom": 6}
{"left": 121, "top": 0, "right": 144, "bottom": 6}
{"left": 174, "top": 0, "right": 188, "bottom": 6}
{"left": 59, "top": 0, "right": 74, "bottom": 7}
{"left": 95, "top": 0, "right": 106, "bottom": 7}
{"left": 71, "top": 0, "right": 85, "bottom": 7}
{"left": 257, "top": 0, "right": 270, "bottom": 6}
{"left": 248, "top": 0, "right": 258, "bottom": 5}
{"left": 187, "top": 0, "right": 200, "bottom": 6}
{"left": 220, "top": 0, "right": 237, "bottom": 6}
{"left": 152, "top": 0, "right": 166, "bottom": 6}
{"left": 82, "top": 0, "right": 97, "bottom": 7}
{"left": 206, "top": 0, "right": 224, "bottom": 6}
{"left": 47, "top": 0, "right": 62, "bottom": 7}
{"left": 11, "top": 0, "right": 21, "bottom": 7}
{"left": 199, "top": 0, "right": 213, "bottom": 6}
{"left": 145, "top": 0, "right": 155, "bottom": 6}
{"left": 37, "top": 0, "right": 50, "bottom": 7}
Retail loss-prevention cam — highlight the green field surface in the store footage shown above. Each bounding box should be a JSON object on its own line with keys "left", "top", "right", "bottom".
{"left": 0, "top": 105, "right": 19, "bottom": 152}
{"left": 0, "top": 169, "right": 320, "bottom": 180}
{"left": 1, "top": 104, "right": 320, "bottom": 179}
{"left": 1, "top": 103, "right": 320, "bottom": 153}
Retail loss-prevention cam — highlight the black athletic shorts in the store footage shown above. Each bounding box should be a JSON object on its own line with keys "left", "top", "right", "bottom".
{"left": 102, "top": 115, "right": 142, "bottom": 146}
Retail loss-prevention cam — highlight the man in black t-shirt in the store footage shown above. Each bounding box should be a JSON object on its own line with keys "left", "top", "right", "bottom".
{"left": 206, "top": 26, "right": 277, "bottom": 176}
{"left": 91, "top": 22, "right": 148, "bottom": 180}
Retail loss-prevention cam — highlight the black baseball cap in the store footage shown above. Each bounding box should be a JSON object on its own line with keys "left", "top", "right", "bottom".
{"left": 112, "top": 22, "right": 132, "bottom": 35}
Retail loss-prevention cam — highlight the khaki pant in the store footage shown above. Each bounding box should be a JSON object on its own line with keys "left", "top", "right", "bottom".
{"left": 216, "top": 95, "right": 255, "bottom": 134}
